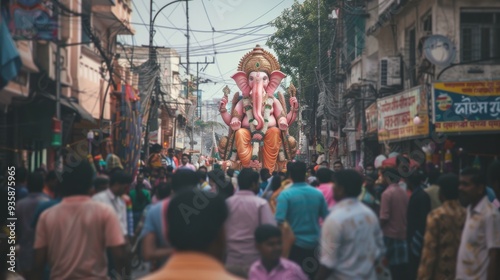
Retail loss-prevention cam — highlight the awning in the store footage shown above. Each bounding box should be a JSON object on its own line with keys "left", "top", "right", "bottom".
{"left": 68, "top": 99, "right": 95, "bottom": 123}
{"left": 37, "top": 92, "right": 96, "bottom": 123}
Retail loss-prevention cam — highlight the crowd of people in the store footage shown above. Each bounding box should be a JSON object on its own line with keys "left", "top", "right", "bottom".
{"left": 1, "top": 149, "right": 500, "bottom": 280}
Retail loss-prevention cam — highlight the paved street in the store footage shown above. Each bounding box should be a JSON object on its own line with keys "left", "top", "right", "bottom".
{"left": 131, "top": 262, "right": 150, "bottom": 279}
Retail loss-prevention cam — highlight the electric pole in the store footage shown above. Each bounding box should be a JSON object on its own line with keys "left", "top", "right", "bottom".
{"left": 195, "top": 57, "right": 215, "bottom": 118}
{"left": 149, "top": 0, "right": 154, "bottom": 61}
{"left": 186, "top": 0, "right": 190, "bottom": 77}
{"left": 335, "top": 0, "right": 344, "bottom": 162}
{"left": 317, "top": 0, "right": 321, "bottom": 76}
{"left": 55, "top": 3, "right": 62, "bottom": 172}
{"left": 145, "top": 0, "right": 156, "bottom": 159}
{"left": 194, "top": 58, "right": 215, "bottom": 154}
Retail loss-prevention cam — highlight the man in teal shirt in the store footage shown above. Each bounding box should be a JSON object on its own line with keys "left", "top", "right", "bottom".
{"left": 275, "top": 161, "right": 329, "bottom": 279}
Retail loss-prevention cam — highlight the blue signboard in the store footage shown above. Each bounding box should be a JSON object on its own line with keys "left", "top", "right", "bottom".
{"left": 433, "top": 82, "right": 500, "bottom": 132}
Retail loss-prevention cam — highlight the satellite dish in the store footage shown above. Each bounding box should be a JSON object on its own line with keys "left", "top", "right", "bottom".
{"left": 423, "top": 35, "right": 456, "bottom": 67}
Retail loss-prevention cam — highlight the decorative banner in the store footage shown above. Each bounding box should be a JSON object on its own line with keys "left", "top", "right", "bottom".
{"left": 113, "top": 86, "right": 142, "bottom": 175}
{"left": 9, "top": 0, "right": 58, "bottom": 40}
{"left": 377, "top": 86, "right": 429, "bottom": 142}
{"left": 433, "top": 81, "right": 500, "bottom": 133}
{"left": 0, "top": 16, "right": 22, "bottom": 90}
{"left": 365, "top": 102, "right": 378, "bottom": 134}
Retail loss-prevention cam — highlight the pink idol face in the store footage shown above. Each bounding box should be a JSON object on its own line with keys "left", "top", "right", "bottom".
{"left": 248, "top": 71, "right": 269, "bottom": 89}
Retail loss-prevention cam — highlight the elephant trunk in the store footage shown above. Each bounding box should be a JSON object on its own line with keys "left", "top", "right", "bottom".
{"left": 252, "top": 78, "right": 264, "bottom": 130}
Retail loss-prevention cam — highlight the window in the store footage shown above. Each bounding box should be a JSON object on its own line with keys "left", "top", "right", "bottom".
{"left": 460, "top": 11, "right": 500, "bottom": 62}
{"left": 81, "top": 1, "right": 92, "bottom": 45}
{"left": 422, "top": 12, "right": 432, "bottom": 34}
{"left": 346, "top": 14, "right": 366, "bottom": 62}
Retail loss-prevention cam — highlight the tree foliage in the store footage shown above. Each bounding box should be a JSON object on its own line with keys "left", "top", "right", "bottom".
{"left": 194, "top": 120, "right": 226, "bottom": 132}
{"left": 267, "top": 0, "right": 337, "bottom": 139}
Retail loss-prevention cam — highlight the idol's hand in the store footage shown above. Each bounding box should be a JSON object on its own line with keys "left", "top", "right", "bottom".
{"left": 279, "top": 118, "right": 288, "bottom": 130}
{"left": 289, "top": 97, "right": 298, "bottom": 110}
{"left": 219, "top": 97, "right": 228, "bottom": 112}
{"left": 230, "top": 118, "right": 242, "bottom": 130}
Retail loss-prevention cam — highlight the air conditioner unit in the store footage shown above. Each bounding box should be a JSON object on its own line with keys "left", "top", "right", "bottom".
{"left": 36, "top": 42, "right": 72, "bottom": 87}
{"left": 379, "top": 56, "right": 402, "bottom": 88}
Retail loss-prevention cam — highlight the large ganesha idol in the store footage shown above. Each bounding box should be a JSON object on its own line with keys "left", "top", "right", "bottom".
{"left": 218, "top": 45, "right": 298, "bottom": 171}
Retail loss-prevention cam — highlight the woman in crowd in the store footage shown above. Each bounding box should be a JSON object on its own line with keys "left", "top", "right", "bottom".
{"left": 262, "top": 175, "right": 282, "bottom": 201}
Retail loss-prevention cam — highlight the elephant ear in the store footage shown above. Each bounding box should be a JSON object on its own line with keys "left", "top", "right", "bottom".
{"left": 266, "top": 71, "right": 286, "bottom": 95}
{"left": 231, "top": 71, "right": 250, "bottom": 96}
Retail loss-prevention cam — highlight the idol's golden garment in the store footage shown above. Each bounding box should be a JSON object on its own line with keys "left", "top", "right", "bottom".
{"left": 234, "top": 127, "right": 282, "bottom": 171}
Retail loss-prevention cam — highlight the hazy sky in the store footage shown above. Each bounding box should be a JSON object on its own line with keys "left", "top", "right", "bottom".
{"left": 118, "top": 0, "right": 303, "bottom": 102}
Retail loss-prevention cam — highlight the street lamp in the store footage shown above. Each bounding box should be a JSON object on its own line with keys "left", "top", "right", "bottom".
{"left": 413, "top": 115, "right": 422, "bottom": 125}
{"left": 149, "top": 0, "right": 192, "bottom": 59}
{"left": 144, "top": 0, "right": 190, "bottom": 158}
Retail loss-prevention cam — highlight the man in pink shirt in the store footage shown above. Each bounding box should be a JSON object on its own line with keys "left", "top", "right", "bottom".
{"left": 379, "top": 168, "right": 409, "bottom": 279}
{"left": 178, "top": 153, "right": 196, "bottom": 171}
{"left": 225, "top": 168, "right": 276, "bottom": 278}
{"left": 248, "top": 224, "right": 308, "bottom": 280}
{"left": 316, "top": 168, "right": 335, "bottom": 209}
{"left": 31, "top": 161, "right": 129, "bottom": 280}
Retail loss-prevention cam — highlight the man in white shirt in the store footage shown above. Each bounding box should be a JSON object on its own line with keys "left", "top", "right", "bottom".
{"left": 456, "top": 168, "right": 500, "bottom": 280}
{"left": 316, "top": 152, "right": 326, "bottom": 165}
{"left": 93, "top": 171, "right": 133, "bottom": 237}
{"left": 316, "top": 169, "right": 386, "bottom": 280}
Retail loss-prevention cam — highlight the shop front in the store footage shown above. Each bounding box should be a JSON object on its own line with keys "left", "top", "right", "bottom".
{"left": 363, "top": 102, "right": 381, "bottom": 167}
{"left": 432, "top": 81, "right": 500, "bottom": 171}
{"left": 377, "top": 86, "right": 430, "bottom": 157}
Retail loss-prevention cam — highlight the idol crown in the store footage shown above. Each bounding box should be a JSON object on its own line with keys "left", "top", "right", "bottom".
{"left": 237, "top": 45, "right": 280, "bottom": 76}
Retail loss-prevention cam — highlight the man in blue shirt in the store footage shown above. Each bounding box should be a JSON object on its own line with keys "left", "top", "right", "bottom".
{"left": 15, "top": 167, "right": 29, "bottom": 200}
{"left": 140, "top": 169, "right": 198, "bottom": 270}
{"left": 275, "top": 161, "right": 329, "bottom": 279}
{"left": 163, "top": 148, "right": 177, "bottom": 169}
{"left": 259, "top": 168, "right": 271, "bottom": 193}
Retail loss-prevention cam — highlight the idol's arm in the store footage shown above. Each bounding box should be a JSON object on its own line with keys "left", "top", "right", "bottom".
{"left": 219, "top": 97, "right": 232, "bottom": 125}
{"left": 287, "top": 96, "right": 299, "bottom": 124}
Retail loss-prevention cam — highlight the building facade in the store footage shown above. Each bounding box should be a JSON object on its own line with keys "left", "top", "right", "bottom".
{"left": 1, "top": 0, "right": 135, "bottom": 170}
{"left": 336, "top": 0, "right": 500, "bottom": 170}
